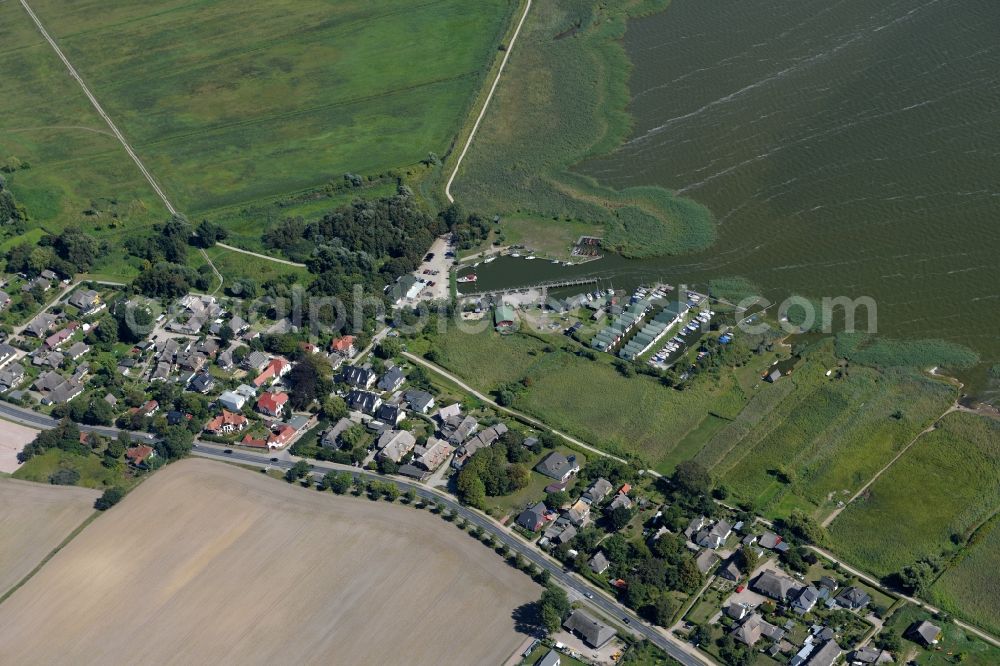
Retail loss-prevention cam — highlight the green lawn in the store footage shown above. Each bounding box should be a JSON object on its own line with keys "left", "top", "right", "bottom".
{"left": 828, "top": 413, "right": 1000, "bottom": 579}
{"left": 24, "top": 0, "right": 514, "bottom": 215}
{"left": 12, "top": 449, "right": 131, "bottom": 491}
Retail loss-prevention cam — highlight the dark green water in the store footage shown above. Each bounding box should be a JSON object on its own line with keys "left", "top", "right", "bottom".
{"left": 470, "top": 0, "right": 1000, "bottom": 392}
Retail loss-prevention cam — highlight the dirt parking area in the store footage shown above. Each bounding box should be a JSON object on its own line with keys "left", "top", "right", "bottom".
{"left": 0, "top": 459, "right": 539, "bottom": 665}
{"left": 0, "top": 478, "right": 98, "bottom": 597}
{"left": 0, "top": 419, "right": 40, "bottom": 473}
{"left": 409, "top": 235, "right": 454, "bottom": 302}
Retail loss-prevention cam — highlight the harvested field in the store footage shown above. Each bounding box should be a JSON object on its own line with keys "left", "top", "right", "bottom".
{"left": 0, "top": 459, "right": 540, "bottom": 665}
{"left": 0, "top": 419, "right": 39, "bottom": 473}
{"left": 0, "top": 478, "right": 98, "bottom": 597}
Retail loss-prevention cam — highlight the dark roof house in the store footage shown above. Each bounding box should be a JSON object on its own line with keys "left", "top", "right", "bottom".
{"left": 534, "top": 451, "right": 580, "bottom": 481}
{"left": 562, "top": 610, "right": 615, "bottom": 649}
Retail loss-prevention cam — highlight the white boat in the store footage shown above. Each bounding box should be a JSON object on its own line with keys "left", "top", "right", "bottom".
{"left": 484, "top": 257, "right": 496, "bottom": 264}
{"left": 456, "top": 274, "right": 478, "bottom": 284}
{"left": 525, "top": 255, "right": 536, "bottom": 260}
{"left": 510, "top": 253, "right": 520, "bottom": 258}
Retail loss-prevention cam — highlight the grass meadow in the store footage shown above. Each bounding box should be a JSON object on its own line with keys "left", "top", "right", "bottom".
{"left": 880, "top": 603, "right": 1000, "bottom": 666}
{"left": 705, "top": 351, "right": 956, "bottom": 518}
{"left": 450, "top": 0, "right": 716, "bottom": 257}
{"left": 930, "top": 511, "right": 1000, "bottom": 636}
{"left": 0, "top": 3, "right": 167, "bottom": 235}
{"left": 24, "top": 0, "right": 514, "bottom": 215}
{"left": 828, "top": 413, "right": 1000, "bottom": 579}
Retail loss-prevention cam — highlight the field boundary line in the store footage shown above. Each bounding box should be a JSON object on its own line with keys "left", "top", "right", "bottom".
{"left": 821, "top": 402, "right": 958, "bottom": 527}
{"left": 0, "top": 511, "right": 99, "bottom": 607}
{"left": 18, "top": 0, "right": 177, "bottom": 215}
{"left": 214, "top": 243, "right": 307, "bottom": 268}
{"left": 444, "top": 0, "right": 531, "bottom": 203}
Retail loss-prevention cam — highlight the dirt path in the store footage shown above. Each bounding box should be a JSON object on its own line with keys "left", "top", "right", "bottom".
{"left": 445, "top": 0, "right": 532, "bottom": 203}
{"left": 214, "top": 243, "right": 307, "bottom": 268}
{"left": 821, "top": 402, "right": 959, "bottom": 527}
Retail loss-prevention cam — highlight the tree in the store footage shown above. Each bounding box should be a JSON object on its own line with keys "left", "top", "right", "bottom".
{"left": 455, "top": 468, "right": 487, "bottom": 508}
{"left": 608, "top": 505, "right": 634, "bottom": 531}
{"left": 546, "top": 490, "right": 571, "bottom": 508}
{"left": 322, "top": 395, "right": 348, "bottom": 420}
{"left": 377, "top": 457, "right": 399, "bottom": 475}
{"left": 49, "top": 468, "right": 80, "bottom": 485}
{"left": 739, "top": 544, "right": 759, "bottom": 575}
{"left": 673, "top": 460, "right": 712, "bottom": 497}
{"left": 329, "top": 472, "right": 353, "bottom": 494}
{"left": 652, "top": 594, "right": 678, "bottom": 627}
{"left": 195, "top": 220, "right": 228, "bottom": 247}
{"left": 285, "top": 460, "right": 312, "bottom": 482}
{"left": 160, "top": 427, "right": 193, "bottom": 459}
{"left": 538, "top": 584, "right": 571, "bottom": 635}
{"left": 374, "top": 338, "right": 401, "bottom": 359}
{"left": 287, "top": 354, "right": 333, "bottom": 410}
{"left": 95, "top": 487, "right": 126, "bottom": 510}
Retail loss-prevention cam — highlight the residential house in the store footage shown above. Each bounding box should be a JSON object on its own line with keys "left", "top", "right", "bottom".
{"left": 733, "top": 613, "right": 784, "bottom": 647}
{"left": 494, "top": 304, "right": 516, "bottom": 332}
{"left": 196, "top": 338, "right": 220, "bottom": 358}
{"left": 443, "top": 414, "right": 478, "bottom": 445}
{"left": 685, "top": 516, "right": 708, "bottom": 540}
{"left": 834, "top": 586, "right": 871, "bottom": 611}
{"left": 150, "top": 362, "right": 171, "bottom": 382}
{"left": 253, "top": 357, "right": 290, "bottom": 388}
{"left": 330, "top": 335, "right": 356, "bottom": 357}
{"left": 850, "top": 646, "right": 894, "bottom": 664}
{"left": 346, "top": 389, "right": 382, "bottom": 415}
{"left": 68, "top": 289, "right": 103, "bottom": 315}
{"left": 0, "top": 343, "right": 17, "bottom": 367}
{"left": 535, "top": 451, "right": 580, "bottom": 482}
{"left": 516, "top": 502, "right": 548, "bottom": 532}
{"left": 758, "top": 531, "right": 784, "bottom": 550}
{"left": 436, "top": 403, "right": 461, "bottom": 422}
{"left": 806, "top": 640, "right": 841, "bottom": 666}
{"left": 792, "top": 586, "right": 820, "bottom": 615}
{"left": 166, "top": 410, "right": 187, "bottom": 426}
{"left": 818, "top": 576, "right": 839, "bottom": 593}
{"left": 35, "top": 350, "right": 66, "bottom": 369}
{"left": 320, "top": 418, "right": 353, "bottom": 449}
{"left": 256, "top": 391, "right": 289, "bottom": 418}
{"left": 606, "top": 493, "right": 633, "bottom": 513}
{"left": 341, "top": 365, "right": 377, "bottom": 389}
{"left": 583, "top": 477, "right": 613, "bottom": 504}
{"left": 751, "top": 571, "right": 802, "bottom": 602}
{"left": 44, "top": 325, "right": 76, "bottom": 350}
{"left": 588, "top": 551, "right": 610, "bottom": 574}
{"left": 216, "top": 350, "right": 234, "bottom": 370}
{"left": 696, "top": 519, "right": 733, "bottom": 549}
{"left": 137, "top": 400, "right": 159, "bottom": 417}
{"left": 33, "top": 371, "right": 84, "bottom": 404}
{"left": 40, "top": 269, "right": 58, "bottom": 281}
{"left": 176, "top": 351, "right": 207, "bottom": 374}
{"left": 0, "top": 290, "right": 10, "bottom": 310}
{"left": 696, "top": 550, "right": 720, "bottom": 574}
{"left": 125, "top": 445, "right": 155, "bottom": 468}
{"left": 562, "top": 610, "right": 615, "bottom": 649}
{"left": 22, "top": 275, "right": 52, "bottom": 293}
{"left": 564, "top": 498, "right": 591, "bottom": 527}
{"left": 244, "top": 351, "right": 271, "bottom": 372}
{"left": 718, "top": 559, "right": 743, "bottom": 582}
{"left": 205, "top": 409, "right": 249, "bottom": 435}
{"left": 404, "top": 389, "right": 435, "bottom": 414}
{"left": 452, "top": 423, "right": 508, "bottom": 468}
{"left": 536, "top": 650, "right": 561, "bottom": 666}
{"left": 0, "top": 362, "right": 25, "bottom": 391}
{"left": 413, "top": 437, "right": 454, "bottom": 471}
{"left": 906, "top": 620, "right": 941, "bottom": 647}
{"left": 188, "top": 372, "right": 215, "bottom": 394}
{"left": 374, "top": 403, "right": 404, "bottom": 426}
{"left": 377, "top": 429, "right": 416, "bottom": 463}
{"left": 218, "top": 390, "right": 247, "bottom": 412}
{"left": 65, "top": 341, "right": 90, "bottom": 361}
{"left": 377, "top": 365, "right": 405, "bottom": 392}
{"left": 267, "top": 423, "right": 297, "bottom": 449}
{"left": 726, "top": 603, "right": 750, "bottom": 622}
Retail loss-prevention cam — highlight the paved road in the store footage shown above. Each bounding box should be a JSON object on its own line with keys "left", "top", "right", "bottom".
{"left": 444, "top": 0, "right": 532, "bottom": 203}
{"left": 0, "top": 400, "right": 155, "bottom": 444}
{"left": 192, "top": 442, "right": 712, "bottom": 665}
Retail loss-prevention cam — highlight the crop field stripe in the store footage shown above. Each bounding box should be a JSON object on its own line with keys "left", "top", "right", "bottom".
{"left": 17, "top": 0, "right": 177, "bottom": 215}
{"left": 445, "top": 0, "right": 532, "bottom": 203}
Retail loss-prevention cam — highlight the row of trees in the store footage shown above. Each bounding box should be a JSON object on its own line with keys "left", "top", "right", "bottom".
{"left": 455, "top": 436, "right": 533, "bottom": 508}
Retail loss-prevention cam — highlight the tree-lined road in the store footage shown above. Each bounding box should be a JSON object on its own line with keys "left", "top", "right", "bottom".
{"left": 191, "top": 442, "right": 712, "bottom": 665}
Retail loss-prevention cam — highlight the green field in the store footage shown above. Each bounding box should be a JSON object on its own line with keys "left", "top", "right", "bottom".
{"left": 930, "top": 516, "right": 1000, "bottom": 637}
{"left": 21, "top": 0, "right": 513, "bottom": 215}
{"left": 422, "top": 327, "right": 753, "bottom": 467}
{"left": 450, "top": 0, "right": 715, "bottom": 257}
{"left": 12, "top": 449, "right": 131, "bottom": 490}
{"left": 829, "top": 413, "right": 1000, "bottom": 579}
{"left": 0, "top": 3, "right": 167, "bottom": 237}
{"left": 705, "top": 354, "right": 956, "bottom": 518}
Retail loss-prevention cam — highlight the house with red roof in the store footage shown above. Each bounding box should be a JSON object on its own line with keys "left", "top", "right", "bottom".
{"left": 252, "top": 357, "right": 291, "bottom": 388}
{"left": 129, "top": 399, "right": 159, "bottom": 418}
{"left": 256, "top": 391, "right": 289, "bottom": 418}
{"left": 240, "top": 435, "right": 269, "bottom": 449}
{"left": 268, "top": 423, "right": 297, "bottom": 449}
{"left": 125, "top": 445, "right": 155, "bottom": 468}
{"left": 330, "top": 335, "right": 356, "bottom": 357}
{"left": 204, "top": 409, "right": 248, "bottom": 434}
